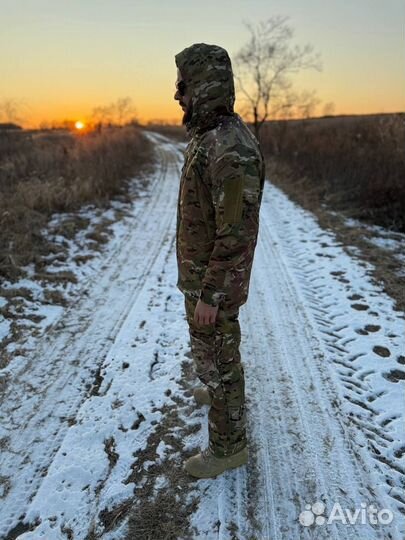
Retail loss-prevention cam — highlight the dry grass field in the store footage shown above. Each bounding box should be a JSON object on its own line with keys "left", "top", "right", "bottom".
{"left": 260, "top": 113, "right": 405, "bottom": 233}
{"left": 259, "top": 113, "right": 405, "bottom": 311}
{"left": 0, "top": 126, "right": 153, "bottom": 281}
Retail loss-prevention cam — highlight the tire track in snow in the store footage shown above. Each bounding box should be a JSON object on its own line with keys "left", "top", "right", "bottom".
{"left": 240, "top": 215, "right": 381, "bottom": 539}
{"left": 263, "top": 185, "right": 405, "bottom": 522}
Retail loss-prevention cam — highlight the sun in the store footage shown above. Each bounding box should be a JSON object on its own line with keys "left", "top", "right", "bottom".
{"left": 75, "top": 121, "right": 85, "bottom": 130}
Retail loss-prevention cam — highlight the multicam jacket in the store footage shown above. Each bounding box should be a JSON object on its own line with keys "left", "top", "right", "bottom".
{"left": 175, "top": 43, "right": 266, "bottom": 309}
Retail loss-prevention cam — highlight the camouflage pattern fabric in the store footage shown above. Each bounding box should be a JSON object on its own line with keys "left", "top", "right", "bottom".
{"left": 175, "top": 42, "right": 266, "bottom": 308}
{"left": 175, "top": 43, "right": 236, "bottom": 139}
{"left": 175, "top": 43, "right": 265, "bottom": 457}
{"left": 184, "top": 291, "right": 246, "bottom": 458}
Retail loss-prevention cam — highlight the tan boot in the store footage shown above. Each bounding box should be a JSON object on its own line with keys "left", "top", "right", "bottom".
{"left": 193, "top": 386, "right": 212, "bottom": 406}
{"left": 184, "top": 446, "right": 248, "bottom": 478}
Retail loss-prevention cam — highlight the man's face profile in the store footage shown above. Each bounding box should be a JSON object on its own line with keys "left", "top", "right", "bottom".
{"left": 174, "top": 67, "right": 193, "bottom": 124}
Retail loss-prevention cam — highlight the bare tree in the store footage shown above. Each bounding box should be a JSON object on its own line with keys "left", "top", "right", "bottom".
{"left": 91, "top": 97, "right": 137, "bottom": 127}
{"left": 91, "top": 104, "right": 115, "bottom": 126}
{"left": 233, "top": 16, "right": 322, "bottom": 138}
{"left": 0, "top": 98, "right": 25, "bottom": 125}
{"left": 322, "top": 101, "right": 336, "bottom": 117}
{"left": 115, "top": 97, "right": 137, "bottom": 125}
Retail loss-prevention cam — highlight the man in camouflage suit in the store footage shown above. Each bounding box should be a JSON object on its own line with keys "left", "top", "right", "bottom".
{"left": 174, "top": 43, "right": 265, "bottom": 478}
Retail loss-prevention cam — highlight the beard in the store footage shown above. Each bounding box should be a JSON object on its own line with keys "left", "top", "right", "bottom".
{"left": 182, "top": 100, "right": 193, "bottom": 125}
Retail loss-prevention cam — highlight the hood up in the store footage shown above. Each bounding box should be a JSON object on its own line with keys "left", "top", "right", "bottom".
{"left": 175, "top": 43, "right": 235, "bottom": 137}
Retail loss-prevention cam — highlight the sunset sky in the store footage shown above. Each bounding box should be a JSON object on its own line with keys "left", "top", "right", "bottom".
{"left": 1, "top": 0, "right": 404, "bottom": 128}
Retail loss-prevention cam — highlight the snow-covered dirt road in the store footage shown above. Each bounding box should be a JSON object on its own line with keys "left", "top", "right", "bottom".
{"left": 0, "top": 133, "right": 403, "bottom": 540}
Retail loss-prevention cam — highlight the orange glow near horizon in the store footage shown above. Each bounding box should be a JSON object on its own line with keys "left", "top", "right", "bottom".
{"left": 2, "top": 2, "right": 404, "bottom": 130}
{"left": 21, "top": 100, "right": 405, "bottom": 130}
{"left": 16, "top": 88, "right": 405, "bottom": 130}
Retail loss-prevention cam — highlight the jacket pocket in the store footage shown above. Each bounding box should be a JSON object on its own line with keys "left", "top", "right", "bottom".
{"left": 223, "top": 177, "right": 244, "bottom": 223}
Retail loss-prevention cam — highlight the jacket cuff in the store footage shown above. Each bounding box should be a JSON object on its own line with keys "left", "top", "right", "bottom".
{"left": 199, "top": 286, "right": 221, "bottom": 307}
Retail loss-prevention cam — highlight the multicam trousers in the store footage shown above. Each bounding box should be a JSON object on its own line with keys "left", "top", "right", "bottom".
{"left": 184, "top": 292, "right": 247, "bottom": 458}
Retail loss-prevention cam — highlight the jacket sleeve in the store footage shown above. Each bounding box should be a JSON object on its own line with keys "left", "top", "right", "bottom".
{"left": 199, "top": 144, "right": 262, "bottom": 307}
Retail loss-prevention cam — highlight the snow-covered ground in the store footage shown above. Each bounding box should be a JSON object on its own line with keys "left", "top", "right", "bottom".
{"left": 0, "top": 133, "right": 403, "bottom": 539}
{"left": 344, "top": 216, "right": 405, "bottom": 277}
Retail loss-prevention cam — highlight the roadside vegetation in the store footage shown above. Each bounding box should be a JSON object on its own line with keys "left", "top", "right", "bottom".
{"left": 259, "top": 112, "right": 405, "bottom": 312}
{"left": 260, "top": 113, "right": 405, "bottom": 233}
{"left": 145, "top": 122, "right": 187, "bottom": 143}
{"left": 0, "top": 125, "right": 153, "bottom": 281}
{"left": 0, "top": 125, "right": 154, "bottom": 362}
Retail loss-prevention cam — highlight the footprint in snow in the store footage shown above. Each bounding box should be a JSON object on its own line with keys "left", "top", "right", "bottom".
{"left": 382, "top": 369, "right": 405, "bottom": 383}
{"left": 373, "top": 345, "right": 391, "bottom": 358}
{"left": 348, "top": 293, "right": 364, "bottom": 301}
{"left": 351, "top": 303, "right": 370, "bottom": 311}
{"left": 355, "top": 324, "right": 381, "bottom": 335}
